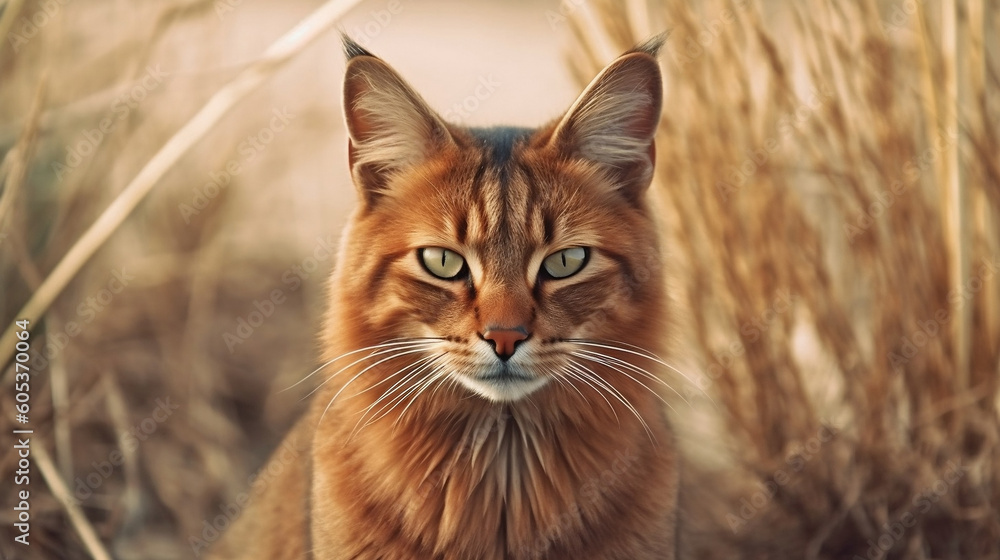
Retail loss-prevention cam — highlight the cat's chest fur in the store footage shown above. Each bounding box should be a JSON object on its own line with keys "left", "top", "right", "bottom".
{"left": 309, "top": 402, "right": 677, "bottom": 560}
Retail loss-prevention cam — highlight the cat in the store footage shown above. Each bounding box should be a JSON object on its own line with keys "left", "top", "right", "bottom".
{"left": 208, "top": 33, "right": 677, "bottom": 560}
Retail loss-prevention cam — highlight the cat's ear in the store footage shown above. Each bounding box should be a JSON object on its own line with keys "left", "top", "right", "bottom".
{"left": 548, "top": 36, "right": 664, "bottom": 203}
{"left": 341, "top": 35, "right": 454, "bottom": 207}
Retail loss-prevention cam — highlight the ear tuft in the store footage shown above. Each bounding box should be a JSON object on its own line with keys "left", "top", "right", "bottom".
{"left": 628, "top": 33, "right": 668, "bottom": 58}
{"left": 341, "top": 33, "right": 375, "bottom": 60}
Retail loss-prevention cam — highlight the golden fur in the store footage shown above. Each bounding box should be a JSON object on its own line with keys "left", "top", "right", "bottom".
{"left": 210, "top": 36, "right": 677, "bottom": 559}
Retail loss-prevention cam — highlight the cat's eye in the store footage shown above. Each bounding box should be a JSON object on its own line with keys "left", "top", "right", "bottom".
{"left": 542, "top": 247, "right": 589, "bottom": 279}
{"left": 419, "top": 247, "right": 466, "bottom": 280}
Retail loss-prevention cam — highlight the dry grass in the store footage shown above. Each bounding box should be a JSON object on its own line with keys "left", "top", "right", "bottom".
{"left": 0, "top": 0, "right": 997, "bottom": 558}
{"left": 0, "top": 1, "right": 355, "bottom": 557}
{"left": 570, "top": 0, "right": 1000, "bottom": 557}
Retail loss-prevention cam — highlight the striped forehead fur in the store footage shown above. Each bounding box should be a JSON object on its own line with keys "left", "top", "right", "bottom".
{"left": 467, "top": 126, "right": 532, "bottom": 183}
{"left": 466, "top": 127, "right": 534, "bottom": 241}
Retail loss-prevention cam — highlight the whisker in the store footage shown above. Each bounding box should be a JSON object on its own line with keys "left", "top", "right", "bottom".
{"left": 561, "top": 362, "right": 620, "bottom": 427}
{"left": 426, "top": 361, "right": 457, "bottom": 401}
{"left": 568, "top": 339, "right": 717, "bottom": 408}
{"left": 391, "top": 364, "right": 452, "bottom": 432}
{"left": 569, "top": 360, "right": 655, "bottom": 444}
{"left": 572, "top": 349, "right": 676, "bottom": 390}
{"left": 295, "top": 342, "right": 438, "bottom": 402}
{"left": 571, "top": 350, "right": 684, "bottom": 412}
{"left": 366, "top": 362, "right": 448, "bottom": 432}
{"left": 318, "top": 347, "right": 436, "bottom": 425}
{"left": 350, "top": 358, "right": 445, "bottom": 439}
{"left": 343, "top": 367, "right": 430, "bottom": 445}
{"left": 281, "top": 337, "right": 442, "bottom": 392}
{"left": 357, "top": 356, "right": 442, "bottom": 419}
{"left": 548, "top": 364, "right": 590, "bottom": 405}
{"left": 348, "top": 353, "right": 438, "bottom": 398}
{"left": 310, "top": 344, "right": 435, "bottom": 401}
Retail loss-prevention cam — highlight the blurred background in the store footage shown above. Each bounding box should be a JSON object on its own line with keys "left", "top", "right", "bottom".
{"left": 0, "top": 0, "right": 997, "bottom": 558}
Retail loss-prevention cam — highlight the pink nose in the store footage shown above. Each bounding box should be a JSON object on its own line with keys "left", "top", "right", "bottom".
{"left": 482, "top": 328, "right": 529, "bottom": 361}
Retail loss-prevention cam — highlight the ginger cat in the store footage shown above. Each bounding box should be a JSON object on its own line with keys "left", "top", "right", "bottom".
{"left": 209, "top": 35, "right": 677, "bottom": 559}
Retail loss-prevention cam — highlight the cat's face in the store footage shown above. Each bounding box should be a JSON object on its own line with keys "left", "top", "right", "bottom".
{"left": 329, "top": 37, "right": 665, "bottom": 405}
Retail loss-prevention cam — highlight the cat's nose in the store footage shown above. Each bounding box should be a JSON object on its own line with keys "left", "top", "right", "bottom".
{"left": 481, "top": 327, "right": 529, "bottom": 362}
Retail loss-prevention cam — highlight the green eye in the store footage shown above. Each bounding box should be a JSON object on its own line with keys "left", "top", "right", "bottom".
{"left": 542, "top": 247, "right": 589, "bottom": 279}
{"left": 419, "top": 247, "right": 466, "bottom": 279}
